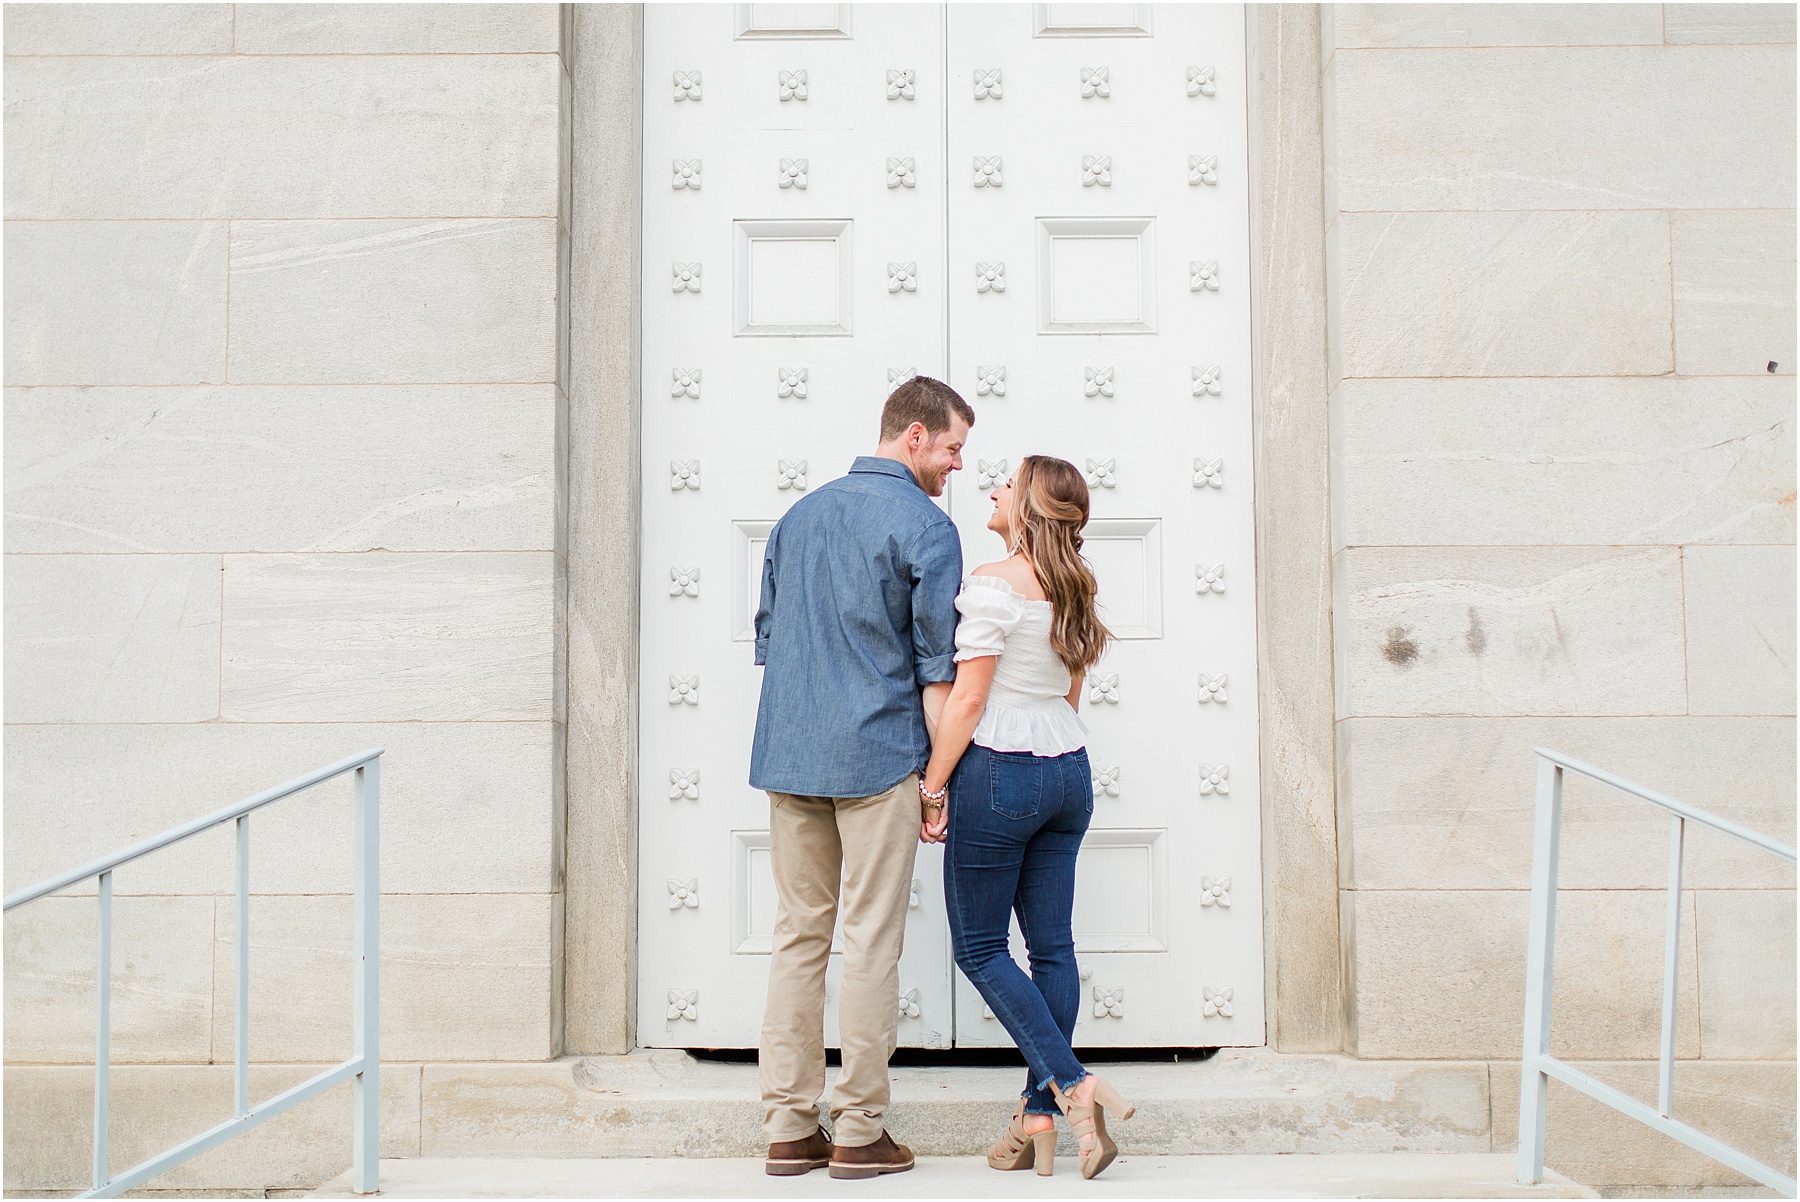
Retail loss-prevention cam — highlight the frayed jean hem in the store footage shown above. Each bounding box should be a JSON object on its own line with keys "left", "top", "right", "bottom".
{"left": 1034, "top": 1067, "right": 1088, "bottom": 1094}
{"left": 1023, "top": 1066, "right": 1089, "bottom": 1112}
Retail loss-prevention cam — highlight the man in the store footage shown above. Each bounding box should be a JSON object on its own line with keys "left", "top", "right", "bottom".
{"left": 752, "top": 376, "right": 975, "bottom": 1180}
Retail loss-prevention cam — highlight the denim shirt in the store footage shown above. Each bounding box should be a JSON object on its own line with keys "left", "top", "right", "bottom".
{"left": 750, "top": 456, "right": 963, "bottom": 797}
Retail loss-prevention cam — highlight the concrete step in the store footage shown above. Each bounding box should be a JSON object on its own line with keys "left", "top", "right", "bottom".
{"left": 309, "top": 1153, "right": 1596, "bottom": 1198}
{"left": 418, "top": 1049, "right": 1503, "bottom": 1159}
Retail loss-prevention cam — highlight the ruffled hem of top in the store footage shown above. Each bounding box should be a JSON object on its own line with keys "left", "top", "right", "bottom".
{"left": 971, "top": 702, "right": 1089, "bottom": 756}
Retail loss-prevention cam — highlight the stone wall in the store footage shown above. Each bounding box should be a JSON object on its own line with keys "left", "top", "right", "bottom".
{"left": 1321, "top": 2, "right": 1796, "bottom": 1186}
{"left": 4, "top": 2, "right": 569, "bottom": 1186}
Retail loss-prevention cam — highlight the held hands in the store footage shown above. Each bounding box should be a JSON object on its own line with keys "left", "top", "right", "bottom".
{"left": 918, "top": 803, "right": 948, "bottom": 844}
{"left": 918, "top": 778, "right": 950, "bottom": 844}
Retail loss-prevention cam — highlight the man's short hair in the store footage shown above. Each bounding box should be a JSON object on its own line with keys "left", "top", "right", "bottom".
{"left": 879, "top": 375, "right": 976, "bottom": 441}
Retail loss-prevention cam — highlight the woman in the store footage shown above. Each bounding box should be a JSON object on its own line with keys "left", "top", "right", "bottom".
{"left": 918, "top": 455, "right": 1135, "bottom": 1180}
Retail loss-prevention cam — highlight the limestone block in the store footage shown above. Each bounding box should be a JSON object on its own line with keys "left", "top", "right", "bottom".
{"left": 3, "top": 1062, "right": 420, "bottom": 1191}
{"left": 419, "top": 1051, "right": 1492, "bottom": 1157}
{"left": 2, "top": 3, "right": 233, "bottom": 54}
{"left": 1335, "top": 546, "right": 1687, "bottom": 717}
{"left": 1697, "top": 890, "right": 1798, "bottom": 1059}
{"left": 4, "top": 895, "right": 213, "bottom": 1063}
{"left": 3, "top": 221, "right": 226, "bottom": 385}
{"left": 4, "top": 385, "right": 557, "bottom": 553}
{"left": 228, "top": 220, "right": 557, "bottom": 384}
{"left": 554, "top": 555, "right": 569, "bottom": 727}
{"left": 3, "top": 56, "right": 560, "bottom": 219}
{"left": 553, "top": 377, "right": 571, "bottom": 566}
{"left": 1683, "top": 545, "right": 1796, "bottom": 716}
{"left": 1248, "top": 3, "right": 1344, "bottom": 1057}
{"left": 1492, "top": 1060, "right": 1796, "bottom": 1188}
{"left": 221, "top": 552, "right": 555, "bottom": 722}
{"left": 1344, "top": 889, "right": 1700, "bottom": 1060}
{"left": 378, "top": 893, "right": 553, "bottom": 1063}
{"left": 1338, "top": 717, "right": 1796, "bottom": 892}
{"left": 1329, "top": 47, "right": 1795, "bottom": 211}
{"left": 234, "top": 3, "right": 561, "bottom": 53}
{"left": 563, "top": 0, "right": 642, "bottom": 1059}
{"left": 1331, "top": 212, "right": 1672, "bottom": 379}
{"left": 4, "top": 722, "right": 556, "bottom": 896}
{"left": 548, "top": 888, "right": 566, "bottom": 1051}
{"left": 1329, "top": 377, "right": 1795, "bottom": 549}
{"left": 211, "top": 893, "right": 555, "bottom": 1063}
{"left": 418, "top": 1057, "right": 743, "bottom": 1157}
{"left": 4, "top": 554, "right": 220, "bottom": 723}
{"left": 1664, "top": 4, "right": 1799, "bottom": 44}
{"left": 1094, "top": 1051, "right": 1491, "bottom": 1156}
{"left": 1673, "top": 211, "right": 1798, "bottom": 376}
{"left": 1327, "top": 5, "right": 1662, "bottom": 49}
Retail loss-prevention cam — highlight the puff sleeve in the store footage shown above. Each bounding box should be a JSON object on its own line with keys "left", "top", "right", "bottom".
{"left": 953, "top": 577, "right": 1028, "bottom": 662}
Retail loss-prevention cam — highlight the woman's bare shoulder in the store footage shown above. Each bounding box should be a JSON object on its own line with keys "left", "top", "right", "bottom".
{"left": 971, "top": 555, "right": 1045, "bottom": 599}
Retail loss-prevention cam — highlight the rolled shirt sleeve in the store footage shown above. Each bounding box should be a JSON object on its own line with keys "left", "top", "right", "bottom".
{"left": 753, "top": 524, "right": 779, "bottom": 666}
{"left": 907, "top": 520, "right": 963, "bottom": 686}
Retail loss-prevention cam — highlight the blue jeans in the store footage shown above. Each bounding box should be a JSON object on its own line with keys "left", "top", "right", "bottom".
{"left": 943, "top": 742, "right": 1092, "bottom": 1115}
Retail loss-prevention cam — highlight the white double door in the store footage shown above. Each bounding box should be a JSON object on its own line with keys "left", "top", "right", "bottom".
{"left": 638, "top": 3, "right": 1262, "bottom": 1050}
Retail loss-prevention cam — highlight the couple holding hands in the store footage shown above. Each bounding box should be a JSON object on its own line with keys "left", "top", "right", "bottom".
{"left": 751, "top": 376, "right": 1135, "bottom": 1182}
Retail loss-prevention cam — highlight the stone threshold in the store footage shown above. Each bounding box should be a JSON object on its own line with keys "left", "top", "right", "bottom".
{"left": 307, "top": 1153, "right": 1595, "bottom": 1199}
{"left": 417, "top": 1049, "right": 1497, "bottom": 1158}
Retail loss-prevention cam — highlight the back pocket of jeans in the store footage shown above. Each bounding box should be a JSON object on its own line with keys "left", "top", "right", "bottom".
{"left": 988, "top": 752, "right": 1044, "bottom": 820}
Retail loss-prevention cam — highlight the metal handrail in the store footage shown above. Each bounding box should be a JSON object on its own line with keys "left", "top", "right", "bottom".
{"left": 1518, "top": 747, "right": 1796, "bottom": 1198}
{"left": 4, "top": 750, "right": 383, "bottom": 1199}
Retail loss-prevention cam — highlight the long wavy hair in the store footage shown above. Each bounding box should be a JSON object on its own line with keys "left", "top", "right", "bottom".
{"left": 1008, "top": 455, "right": 1112, "bottom": 676}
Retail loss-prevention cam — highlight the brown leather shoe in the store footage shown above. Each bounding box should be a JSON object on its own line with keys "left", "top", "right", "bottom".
{"left": 828, "top": 1131, "right": 914, "bottom": 1180}
{"left": 765, "top": 1128, "right": 832, "bottom": 1176}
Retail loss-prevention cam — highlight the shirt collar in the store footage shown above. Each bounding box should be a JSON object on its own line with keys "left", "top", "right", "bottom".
{"left": 849, "top": 455, "right": 924, "bottom": 491}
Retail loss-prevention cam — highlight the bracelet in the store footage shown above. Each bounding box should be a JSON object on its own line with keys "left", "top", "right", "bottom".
{"left": 919, "top": 779, "right": 948, "bottom": 803}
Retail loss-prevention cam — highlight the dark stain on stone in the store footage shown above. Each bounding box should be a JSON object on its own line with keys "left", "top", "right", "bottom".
{"left": 1381, "top": 625, "right": 1419, "bottom": 667}
{"left": 1465, "top": 606, "right": 1487, "bottom": 655}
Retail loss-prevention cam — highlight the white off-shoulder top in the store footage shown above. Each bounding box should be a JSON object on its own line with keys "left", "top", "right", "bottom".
{"left": 953, "top": 574, "right": 1089, "bottom": 756}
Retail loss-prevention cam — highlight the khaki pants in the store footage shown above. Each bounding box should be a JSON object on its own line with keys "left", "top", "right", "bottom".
{"left": 759, "top": 774, "right": 920, "bottom": 1147}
